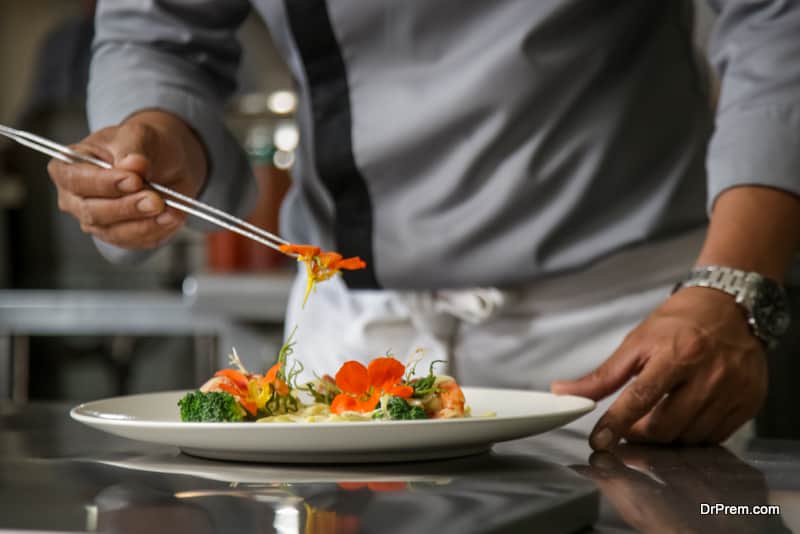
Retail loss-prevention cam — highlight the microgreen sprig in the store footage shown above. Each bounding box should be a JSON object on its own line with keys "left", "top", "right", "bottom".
{"left": 412, "top": 360, "right": 446, "bottom": 398}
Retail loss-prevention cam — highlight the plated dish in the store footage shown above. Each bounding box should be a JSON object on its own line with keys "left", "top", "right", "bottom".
{"left": 71, "top": 388, "right": 594, "bottom": 463}
{"left": 181, "top": 336, "right": 470, "bottom": 424}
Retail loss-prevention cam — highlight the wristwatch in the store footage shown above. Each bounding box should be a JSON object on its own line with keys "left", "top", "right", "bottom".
{"left": 673, "top": 265, "right": 791, "bottom": 349}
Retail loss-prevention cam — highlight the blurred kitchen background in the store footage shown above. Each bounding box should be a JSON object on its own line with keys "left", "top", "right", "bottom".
{"left": 0, "top": 1, "right": 798, "bottom": 439}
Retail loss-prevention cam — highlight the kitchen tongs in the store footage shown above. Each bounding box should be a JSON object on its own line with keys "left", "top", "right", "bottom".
{"left": 0, "top": 123, "right": 293, "bottom": 254}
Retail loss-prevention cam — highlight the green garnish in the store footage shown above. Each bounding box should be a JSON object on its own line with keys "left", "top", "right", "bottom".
{"left": 374, "top": 396, "right": 427, "bottom": 420}
{"left": 304, "top": 374, "right": 339, "bottom": 405}
{"left": 178, "top": 391, "right": 246, "bottom": 422}
{"left": 275, "top": 325, "right": 298, "bottom": 382}
{"left": 412, "top": 375, "right": 436, "bottom": 397}
{"left": 411, "top": 360, "right": 446, "bottom": 398}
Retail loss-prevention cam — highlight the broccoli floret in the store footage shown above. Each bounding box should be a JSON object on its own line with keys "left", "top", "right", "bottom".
{"left": 379, "top": 396, "right": 427, "bottom": 420}
{"left": 178, "top": 391, "right": 246, "bottom": 422}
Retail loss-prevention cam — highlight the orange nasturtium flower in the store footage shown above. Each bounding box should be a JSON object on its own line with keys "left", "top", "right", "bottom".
{"left": 279, "top": 243, "right": 367, "bottom": 306}
{"left": 330, "top": 357, "right": 414, "bottom": 415}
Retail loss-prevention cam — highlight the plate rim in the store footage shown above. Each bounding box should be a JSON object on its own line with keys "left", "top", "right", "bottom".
{"left": 70, "top": 387, "right": 595, "bottom": 429}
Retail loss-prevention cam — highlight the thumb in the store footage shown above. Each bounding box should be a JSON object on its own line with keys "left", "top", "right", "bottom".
{"left": 115, "top": 153, "right": 150, "bottom": 180}
{"left": 551, "top": 346, "right": 640, "bottom": 401}
{"left": 108, "top": 122, "right": 155, "bottom": 179}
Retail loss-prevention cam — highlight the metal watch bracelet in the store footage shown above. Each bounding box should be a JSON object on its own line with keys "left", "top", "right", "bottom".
{"left": 672, "top": 266, "right": 756, "bottom": 303}
{"left": 673, "top": 265, "right": 790, "bottom": 349}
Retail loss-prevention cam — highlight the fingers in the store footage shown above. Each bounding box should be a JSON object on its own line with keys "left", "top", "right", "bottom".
{"left": 47, "top": 121, "right": 160, "bottom": 199}
{"left": 676, "top": 398, "right": 733, "bottom": 445}
{"left": 708, "top": 369, "right": 766, "bottom": 445}
{"left": 57, "top": 184, "right": 183, "bottom": 249}
{"left": 599, "top": 363, "right": 760, "bottom": 448}
{"left": 708, "top": 408, "right": 750, "bottom": 444}
{"left": 84, "top": 210, "right": 185, "bottom": 250}
{"left": 626, "top": 377, "right": 716, "bottom": 445}
{"left": 589, "top": 352, "right": 686, "bottom": 451}
{"left": 57, "top": 188, "right": 166, "bottom": 226}
{"left": 45, "top": 121, "right": 187, "bottom": 249}
{"left": 551, "top": 345, "right": 642, "bottom": 401}
{"left": 48, "top": 160, "right": 144, "bottom": 198}
{"left": 115, "top": 153, "right": 151, "bottom": 180}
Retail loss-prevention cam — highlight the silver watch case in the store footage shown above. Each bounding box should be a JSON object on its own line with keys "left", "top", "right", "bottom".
{"left": 673, "top": 266, "right": 791, "bottom": 349}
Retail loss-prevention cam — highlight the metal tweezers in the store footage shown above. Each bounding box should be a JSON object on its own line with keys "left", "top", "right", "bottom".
{"left": 0, "top": 123, "right": 292, "bottom": 254}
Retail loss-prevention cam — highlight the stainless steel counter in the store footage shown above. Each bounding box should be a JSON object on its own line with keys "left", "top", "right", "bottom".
{"left": 1, "top": 402, "right": 797, "bottom": 533}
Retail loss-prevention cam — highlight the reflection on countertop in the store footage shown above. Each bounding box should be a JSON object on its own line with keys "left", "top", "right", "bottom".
{"left": 2, "top": 402, "right": 800, "bottom": 533}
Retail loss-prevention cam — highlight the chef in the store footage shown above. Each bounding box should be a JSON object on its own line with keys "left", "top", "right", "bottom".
{"left": 48, "top": 1, "right": 800, "bottom": 450}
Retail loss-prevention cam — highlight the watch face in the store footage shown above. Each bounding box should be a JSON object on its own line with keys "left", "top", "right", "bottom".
{"left": 752, "top": 280, "right": 791, "bottom": 338}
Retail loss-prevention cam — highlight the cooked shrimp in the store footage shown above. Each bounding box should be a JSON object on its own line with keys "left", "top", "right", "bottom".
{"left": 423, "top": 377, "right": 466, "bottom": 419}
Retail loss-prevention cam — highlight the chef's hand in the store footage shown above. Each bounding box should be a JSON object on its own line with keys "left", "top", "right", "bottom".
{"left": 47, "top": 110, "right": 207, "bottom": 249}
{"left": 551, "top": 286, "right": 767, "bottom": 450}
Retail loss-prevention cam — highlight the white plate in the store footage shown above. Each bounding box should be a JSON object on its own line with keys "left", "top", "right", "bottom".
{"left": 71, "top": 388, "right": 594, "bottom": 463}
